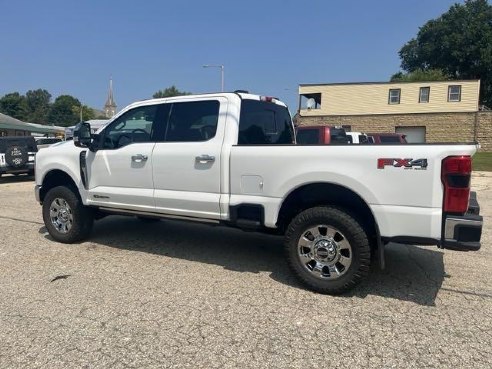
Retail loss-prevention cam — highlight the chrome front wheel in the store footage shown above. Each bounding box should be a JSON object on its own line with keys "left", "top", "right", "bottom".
{"left": 49, "top": 198, "right": 73, "bottom": 234}
{"left": 42, "top": 186, "right": 94, "bottom": 243}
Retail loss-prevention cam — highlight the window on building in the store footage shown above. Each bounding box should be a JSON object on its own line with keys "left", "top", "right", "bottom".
{"left": 388, "top": 89, "right": 401, "bottom": 104}
{"left": 419, "top": 87, "right": 430, "bottom": 103}
{"left": 300, "top": 93, "right": 322, "bottom": 110}
{"left": 448, "top": 85, "right": 461, "bottom": 102}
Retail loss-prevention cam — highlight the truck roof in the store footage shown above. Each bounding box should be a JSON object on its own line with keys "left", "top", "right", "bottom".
{"left": 130, "top": 92, "right": 288, "bottom": 109}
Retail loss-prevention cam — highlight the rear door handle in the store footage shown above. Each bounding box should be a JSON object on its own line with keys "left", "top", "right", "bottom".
{"left": 132, "top": 154, "right": 148, "bottom": 163}
{"left": 195, "top": 154, "right": 215, "bottom": 163}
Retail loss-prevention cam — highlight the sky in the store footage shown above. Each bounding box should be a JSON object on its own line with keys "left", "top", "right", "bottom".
{"left": 0, "top": 0, "right": 461, "bottom": 113}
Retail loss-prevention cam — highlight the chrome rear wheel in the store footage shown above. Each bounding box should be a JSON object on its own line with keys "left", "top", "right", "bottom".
{"left": 285, "top": 206, "right": 371, "bottom": 294}
{"left": 297, "top": 225, "right": 352, "bottom": 280}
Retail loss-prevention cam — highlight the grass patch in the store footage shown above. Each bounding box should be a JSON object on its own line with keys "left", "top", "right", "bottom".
{"left": 473, "top": 152, "right": 492, "bottom": 171}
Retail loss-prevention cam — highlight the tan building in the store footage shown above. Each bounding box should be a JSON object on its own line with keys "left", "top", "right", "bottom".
{"left": 297, "top": 80, "right": 491, "bottom": 151}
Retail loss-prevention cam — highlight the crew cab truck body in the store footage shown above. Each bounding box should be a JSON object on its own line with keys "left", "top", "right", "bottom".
{"left": 34, "top": 92, "right": 483, "bottom": 294}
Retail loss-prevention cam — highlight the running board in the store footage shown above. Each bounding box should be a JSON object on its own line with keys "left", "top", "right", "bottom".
{"left": 97, "top": 207, "right": 221, "bottom": 225}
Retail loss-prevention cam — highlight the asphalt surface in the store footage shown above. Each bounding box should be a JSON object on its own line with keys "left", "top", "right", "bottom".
{"left": 0, "top": 173, "right": 491, "bottom": 368}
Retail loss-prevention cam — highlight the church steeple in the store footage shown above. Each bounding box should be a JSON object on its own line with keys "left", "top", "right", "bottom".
{"left": 104, "top": 77, "right": 117, "bottom": 118}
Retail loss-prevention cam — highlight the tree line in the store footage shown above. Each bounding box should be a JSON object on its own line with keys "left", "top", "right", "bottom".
{"left": 0, "top": 86, "right": 191, "bottom": 127}
{"left": 0, "top": 89, "right": 102, "bottom": 127}
{"left": 392, "top": 0, "right": 492, "bottom": 108}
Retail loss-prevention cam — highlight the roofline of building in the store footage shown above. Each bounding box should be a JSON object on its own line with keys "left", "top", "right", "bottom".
{"left": 299, "top": 79, "right": 480, "bottom": 87}
{"left": 298, "top": 110, "right": 480, "bottom": 118}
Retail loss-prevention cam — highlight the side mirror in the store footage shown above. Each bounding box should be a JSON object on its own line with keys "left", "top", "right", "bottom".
{"left": 73, "top": 122, "right": 95, "bottom": 150}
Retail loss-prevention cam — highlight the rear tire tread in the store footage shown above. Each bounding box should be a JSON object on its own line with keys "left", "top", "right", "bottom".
{"left": 285, "top": 206, "right": 371, "bottom": 295}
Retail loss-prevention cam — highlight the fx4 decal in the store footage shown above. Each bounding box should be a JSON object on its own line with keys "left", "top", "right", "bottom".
{"left": 377, "top": 158, "right": 428, "bottom": 170}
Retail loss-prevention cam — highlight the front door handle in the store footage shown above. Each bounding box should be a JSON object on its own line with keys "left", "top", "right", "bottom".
{"left": 132, "top": 154, "right": 148, "bottom": 163}
{"left": 195, "top": 154, "right": 215, "bottom": 164}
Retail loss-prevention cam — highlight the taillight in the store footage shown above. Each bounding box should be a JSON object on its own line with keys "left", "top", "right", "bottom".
{"left": 260, "top": 96, "right": 275, "bottom": 103}
{"left": 441, "top": 156, "right": 472, "bottom": 214}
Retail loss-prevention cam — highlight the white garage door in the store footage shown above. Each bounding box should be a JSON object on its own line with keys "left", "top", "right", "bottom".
{"left": 395, "top": 126, "right": 426, "bottom": 143}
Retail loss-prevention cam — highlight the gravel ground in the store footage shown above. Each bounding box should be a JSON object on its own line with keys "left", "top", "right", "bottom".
{"left": 0, "top": 173, "right": 490, "bottom": 369}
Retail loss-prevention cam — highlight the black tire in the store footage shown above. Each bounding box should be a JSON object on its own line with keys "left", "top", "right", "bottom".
{"left": 5, "top": 145, "right": 28, "bottom": 168}
{"left": 136, "top": 216, "right": 161, "bottom": 223}
{"left": 42, "top": 186, "right": 94, "bottom": 243}
{"left": 285, "top": 206, "right": 371, "bottom": 295}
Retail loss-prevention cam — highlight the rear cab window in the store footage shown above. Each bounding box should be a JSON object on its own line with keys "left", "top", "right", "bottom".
{"left": 238, "top": 99, "right": 294, "bottom": 145}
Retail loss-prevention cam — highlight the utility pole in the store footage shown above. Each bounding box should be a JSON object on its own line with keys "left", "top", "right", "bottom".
{"left": 202, "top": 64, "right": 225, "bottom": 92}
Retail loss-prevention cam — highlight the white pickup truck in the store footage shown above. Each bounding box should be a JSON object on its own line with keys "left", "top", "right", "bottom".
{"left": 34, "top": 92, "right": 483, "bottom": 294}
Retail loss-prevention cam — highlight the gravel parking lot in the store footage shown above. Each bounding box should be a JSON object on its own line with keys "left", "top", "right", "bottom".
{"left": 0, "top": 173, "right": 491, "bottom": 369}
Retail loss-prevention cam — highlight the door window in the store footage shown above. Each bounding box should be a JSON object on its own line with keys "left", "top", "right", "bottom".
{"left": 164, "top": 100, "right": 220, "bottom": 142}
{"left": 101, "top": 105, "right": 159, "bottom": 149}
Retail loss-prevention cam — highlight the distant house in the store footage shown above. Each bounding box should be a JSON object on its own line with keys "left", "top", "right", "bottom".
{"left": 297, "top": 80, "right": 491, "bottom": 150}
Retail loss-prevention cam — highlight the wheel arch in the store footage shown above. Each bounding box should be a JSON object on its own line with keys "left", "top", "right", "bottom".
{"left": 276, "top": 182, "right": 379, "bottom": 244}
{"left": 39, "top": 169, "right": 80, "bottom": 203}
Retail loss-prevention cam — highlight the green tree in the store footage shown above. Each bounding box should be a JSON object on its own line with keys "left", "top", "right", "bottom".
{"left": 81, "top": 105, "right": 96, "bottom": 121}
{"left": 152, "top": 85, "right": 191, "bottom": 98}
{"left": 397, "top": 0, "right": 492, "bottom": 107}
{"left": 25, "top": 89, "right": 52, "bottom": 123}
{"left": 71, "top": 104, "right": 96, "bottom": 122}
{"left": 0, "top": 92, "right": 28, "bottom": 120}
{"left": 48, "top": 95, "right": 82, "bottom": 127}
{"left": 390, "top": 69, "right": 450, "bottom": 82}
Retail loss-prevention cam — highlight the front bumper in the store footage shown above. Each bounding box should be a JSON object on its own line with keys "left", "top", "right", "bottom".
{"left": 442, "top": 192, "right": 483, "bottom": 251}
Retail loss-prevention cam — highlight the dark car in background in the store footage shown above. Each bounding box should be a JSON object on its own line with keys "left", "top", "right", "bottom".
{"left": 368, "top": 133, "right": 407, "bottom": 144}
{"left": 296, "top": 125, "right": 350, "bottom": 145}
{"left": 35, "top": 137, "right": 63, "bottom": 150}
{"left": 0, "top": 136, "right": 37, "bottom": 178}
